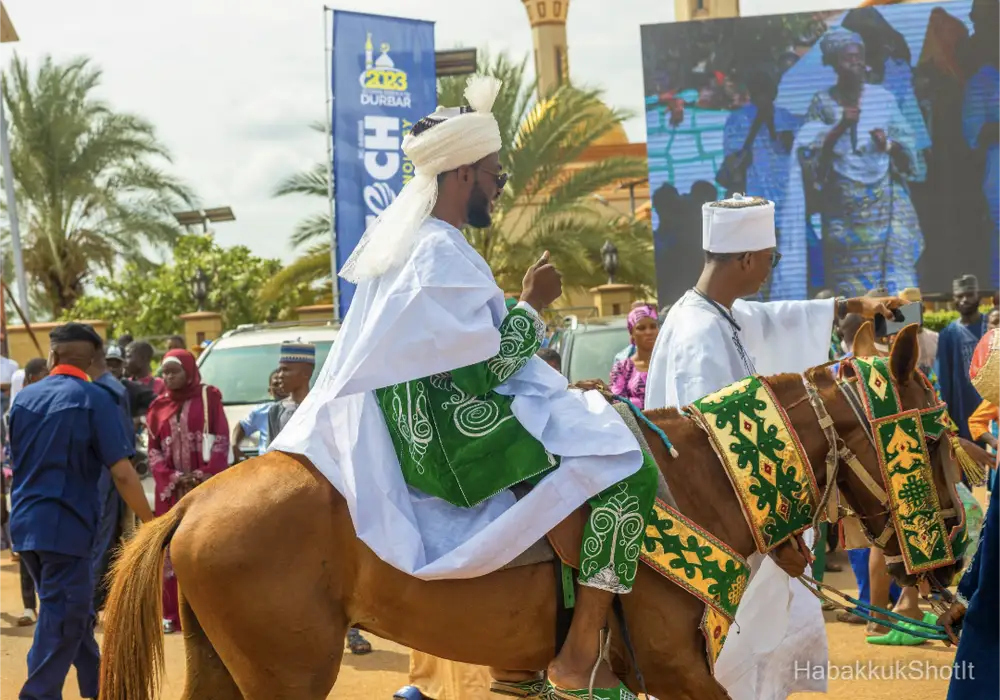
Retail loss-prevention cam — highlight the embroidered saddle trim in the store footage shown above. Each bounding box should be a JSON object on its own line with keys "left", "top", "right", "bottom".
{"left": 642, "top": 498, "right": 750, "bottom": 670}
{"left": 689, "top": 376, "right": 820, "bottom": 554}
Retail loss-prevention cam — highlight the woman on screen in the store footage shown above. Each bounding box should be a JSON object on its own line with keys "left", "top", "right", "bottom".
{"left": 774, "top": 28, "right": 924, "bottom": 299}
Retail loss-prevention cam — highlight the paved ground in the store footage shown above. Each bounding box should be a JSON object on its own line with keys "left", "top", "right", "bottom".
{"left": 0, "top": 547, "right": 964, "bottom": 700}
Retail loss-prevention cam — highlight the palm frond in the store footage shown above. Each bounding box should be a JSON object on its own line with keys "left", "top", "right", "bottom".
{"left": 3, "top": 53, "right": 196, "bottom": 315}
{"left": 273, "top": 163, "right": 329, "bottom": 199}
{"left": 289, "top": 212, "right": 332, "bottom": 248}
{"left": 259, "top": 243, "right": 333, "bottom": 302}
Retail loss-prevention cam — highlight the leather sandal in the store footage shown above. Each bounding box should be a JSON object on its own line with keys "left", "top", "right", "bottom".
{"left": 489, "top": 678, "right": 550, "bottom": 698}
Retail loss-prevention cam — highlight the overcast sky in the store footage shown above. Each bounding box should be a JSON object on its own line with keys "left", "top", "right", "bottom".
{"left": 3, "top": 0, "right": 852, "bottom": 262}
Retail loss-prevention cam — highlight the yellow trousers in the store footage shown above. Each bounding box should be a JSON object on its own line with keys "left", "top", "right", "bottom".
{"left": 408, "top": 651, "right": 493, "bottom": 700}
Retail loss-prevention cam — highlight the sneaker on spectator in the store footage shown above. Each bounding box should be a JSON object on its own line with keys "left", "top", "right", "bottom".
{"left": 17, "top": 608, "right": 37, "bottom": 626}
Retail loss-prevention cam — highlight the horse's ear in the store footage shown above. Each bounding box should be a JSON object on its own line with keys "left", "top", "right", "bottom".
{"left": 889, "top": 324, "right": 920, "bottom": 385}
{"left": 852, "top": 321, "right": 878, "bottom": 357}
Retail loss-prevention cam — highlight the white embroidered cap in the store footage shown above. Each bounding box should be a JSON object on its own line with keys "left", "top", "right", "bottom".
{"left": 702, "top": 194, "right": 776, "bottom": 254}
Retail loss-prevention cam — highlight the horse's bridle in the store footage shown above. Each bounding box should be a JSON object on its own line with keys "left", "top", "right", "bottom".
{"left": 799, "top": 364, "right": 965, "bottom": 568}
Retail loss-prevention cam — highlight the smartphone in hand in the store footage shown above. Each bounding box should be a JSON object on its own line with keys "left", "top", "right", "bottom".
{"left": 873, "top": 301, "right": 922, "bottom": 338}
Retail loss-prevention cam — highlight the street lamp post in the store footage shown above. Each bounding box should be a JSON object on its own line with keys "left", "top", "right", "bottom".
{"left": 190, "top": 268, "right": 210, "bottom": 311}
{"left": 435, "top": 48, "right": 477, "bottom": 77}
{"left": 1, "top": 5, "right": 28, "bottom": 323}
{"left": 601, "top": 240, "right": 619, "bottom": 285}
{"left": 173, "top": 207, "right": 236, "bottom": 234}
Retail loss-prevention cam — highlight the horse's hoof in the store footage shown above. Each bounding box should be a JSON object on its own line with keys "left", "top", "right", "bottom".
{"left": 393, "top": 685, "right": 430, "bottom": 700}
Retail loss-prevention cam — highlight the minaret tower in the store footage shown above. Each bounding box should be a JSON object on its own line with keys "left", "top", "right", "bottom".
{"left": 521, "top": 0, "right": 570, "bottom": 98}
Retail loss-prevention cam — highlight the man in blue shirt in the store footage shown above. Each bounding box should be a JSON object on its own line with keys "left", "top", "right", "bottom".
{"left": 9, "top": 323, "right": 153, "bottom": 700}
{"left": 88, "top": 344, "right": 134, "bottom": 615}
{"left": 939, "top": 275, "right": 989, "bottom": 442}
{"left": 232, "top": 369, "right": 285, "bottom": 461}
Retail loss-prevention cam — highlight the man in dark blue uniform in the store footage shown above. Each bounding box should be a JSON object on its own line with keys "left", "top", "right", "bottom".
{"left": 8, "top": 323, "right": 154, "bottom": 700}
{"left": 88, "top": 345, "right": 134, "bottom": 615}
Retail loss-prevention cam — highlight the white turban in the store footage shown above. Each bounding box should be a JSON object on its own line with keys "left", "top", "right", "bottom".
{"left": 702, "top": 194, "right": 776, "bottom": 253}
{"left": 339, "top": 76, "right": 503, "bottom": 283}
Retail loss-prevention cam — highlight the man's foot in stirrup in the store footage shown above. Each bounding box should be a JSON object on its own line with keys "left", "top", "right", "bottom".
{"left": 545, "top": 586, "right": 626, "bottom": 698}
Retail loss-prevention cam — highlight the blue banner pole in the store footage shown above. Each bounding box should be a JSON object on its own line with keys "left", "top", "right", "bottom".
{"left": 330, "top": 10, "right": 436, "bottom": 320}
{"left": 324, "top": 6, "right": 338, "bottom": 321}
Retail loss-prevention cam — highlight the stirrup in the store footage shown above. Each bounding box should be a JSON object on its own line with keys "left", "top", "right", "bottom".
{"left": 547, "top": 681, "right": 637, "bottom": 700}
{"left": 489, "top": 677, "right": 549, "bottom": 697}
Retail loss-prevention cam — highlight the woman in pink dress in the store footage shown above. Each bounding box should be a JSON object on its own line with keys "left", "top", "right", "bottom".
{"left": 147, "top": 349, "right": 229, "bottom": 632}
{"left": 608, "top": 304, "right": 659, "bottom": 409}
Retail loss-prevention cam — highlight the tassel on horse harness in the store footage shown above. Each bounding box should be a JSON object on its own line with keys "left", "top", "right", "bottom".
{"left": 949, "top": 435, "right": 987, "bottom": 487}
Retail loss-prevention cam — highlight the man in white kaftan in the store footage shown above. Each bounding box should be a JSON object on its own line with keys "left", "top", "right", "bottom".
{"left": 646, "top": 194, "right": 902, "bottom": 700}
{"left": 272, "top": 77, "right": 647, "bottom": 699}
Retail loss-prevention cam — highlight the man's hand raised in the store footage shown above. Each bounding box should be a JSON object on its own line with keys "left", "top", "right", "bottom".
{"left": 520, "top": 251, "right": 562, "bottom": 311}
{"left": 842, "top": 295, "right": 906, "bottom": 323}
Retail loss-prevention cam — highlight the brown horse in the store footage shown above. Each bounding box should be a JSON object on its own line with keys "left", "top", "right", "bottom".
{"left": 98, "top": 325, "right": 964, "bottom": 700}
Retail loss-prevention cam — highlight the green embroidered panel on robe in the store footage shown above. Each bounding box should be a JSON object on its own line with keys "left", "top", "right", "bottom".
{"left": 375, "top": 307, "right": 554, "bottom": 507}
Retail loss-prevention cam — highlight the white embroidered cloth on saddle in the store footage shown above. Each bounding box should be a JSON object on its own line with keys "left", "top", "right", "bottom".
{"left": 646, "top": 290, "right": 834, "bottom": 700}
{"left": 269, "top": 217, "right": 643, "bottom": 579}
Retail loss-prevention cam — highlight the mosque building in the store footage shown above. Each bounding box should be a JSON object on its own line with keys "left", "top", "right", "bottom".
{"left": 519, "top": 1, "right": 650, "bottom": 220}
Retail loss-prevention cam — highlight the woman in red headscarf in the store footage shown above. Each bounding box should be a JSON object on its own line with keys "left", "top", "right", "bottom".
{"left": 146, "top": 348, "right": 229, "bottom": 632}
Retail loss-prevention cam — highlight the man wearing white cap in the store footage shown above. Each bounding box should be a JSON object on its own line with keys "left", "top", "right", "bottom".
{"left": 273, "top": 77, "right": 653, "bottom": 699}
{"left": 646, "top": 193, "right": 902, "bottom": 700}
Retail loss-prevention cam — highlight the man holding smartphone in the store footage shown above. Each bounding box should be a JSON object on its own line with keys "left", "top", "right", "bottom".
{"left": 646, "top": 194, "right": 903, "bottom": 700}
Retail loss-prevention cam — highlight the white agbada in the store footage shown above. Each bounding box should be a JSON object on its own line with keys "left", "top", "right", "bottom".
{"left": 271, "top": 219, "right": 643, "bottom": 580}
{"left": 646, "top": 197, "right": 834, "bottom": 700}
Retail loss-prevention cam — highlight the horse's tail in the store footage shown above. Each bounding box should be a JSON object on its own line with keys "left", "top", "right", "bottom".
{"left": 99, "top": 504, "right": 184, "bottom": 700}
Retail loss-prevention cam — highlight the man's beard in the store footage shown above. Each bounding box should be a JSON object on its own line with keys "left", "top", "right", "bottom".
{"left": 466, "top": 182, "right": 492, "bottom": 229}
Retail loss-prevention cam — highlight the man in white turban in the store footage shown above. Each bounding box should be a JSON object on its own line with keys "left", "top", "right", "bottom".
{"left": 272, "top": 77, "right": 655, "bottom": 700}
{"left": 646, "top": 193, "right": 904, "bottom": 700}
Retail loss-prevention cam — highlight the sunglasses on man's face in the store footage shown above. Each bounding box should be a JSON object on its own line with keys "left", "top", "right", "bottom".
{"left": 741, "top": 250, "right": 782, "bottom": 269}
{"left": 477, "top": 165, "right": 509, "bottom": 192}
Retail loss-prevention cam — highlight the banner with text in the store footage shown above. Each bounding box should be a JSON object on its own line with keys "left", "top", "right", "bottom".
{"left": 332, "top": 11, "right": 436, "bottom": 318}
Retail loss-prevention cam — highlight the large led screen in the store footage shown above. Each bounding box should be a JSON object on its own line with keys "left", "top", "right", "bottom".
{"left": 641, "top": 1, "right": 999, "bottom": 303}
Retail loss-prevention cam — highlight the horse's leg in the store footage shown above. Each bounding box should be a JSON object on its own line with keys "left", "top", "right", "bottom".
{"left": 178, "top": 595, "right": 243, "bottom": 700}
{"left": 199, "top": 596, "right": 347, "bottom": 700}
{"left": 624, "top": 569, "right": 733, "bottom": 700}
{"left": 168, "top": 455, "right": 352, "bottom": 700}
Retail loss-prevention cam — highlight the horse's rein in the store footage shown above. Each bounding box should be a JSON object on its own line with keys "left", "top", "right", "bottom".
{"left": 799, "top": 366, "right": 965, "bottom": 569}
{"left": 799, "top": 368, "right": 895, "bottom": 548}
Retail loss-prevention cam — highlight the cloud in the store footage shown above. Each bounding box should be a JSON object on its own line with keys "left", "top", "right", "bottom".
{"left": 6, "top": 0, "right": 676, "bottom": 262}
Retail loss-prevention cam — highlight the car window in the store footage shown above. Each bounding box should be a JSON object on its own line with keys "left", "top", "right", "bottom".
{"left": 568, "top": 327, "right": 629, "bottom": 383}
{"left": 198, "top": 341, "right": 334, "bottom": 404}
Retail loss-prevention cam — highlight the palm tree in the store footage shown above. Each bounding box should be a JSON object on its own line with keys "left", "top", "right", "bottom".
{"left": 1, "top": 55, "right": 196, "bottom": 316}
{"left": 262, "top": 123, "right": 333, "bottom": 298}
{"left": 264, "top": 51, "right": 653, "bottom": 300}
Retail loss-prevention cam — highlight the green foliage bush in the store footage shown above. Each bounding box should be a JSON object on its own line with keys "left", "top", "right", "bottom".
{"left": 923, "top": 305, "right": 996, "bottom": 332}
{"left": 67, "top": 235, "right": 318, "bottom": 338}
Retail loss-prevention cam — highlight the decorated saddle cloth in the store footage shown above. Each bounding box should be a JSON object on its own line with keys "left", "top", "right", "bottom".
{"left": 500, "top": 398, "right": 752, "bottom": 673}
